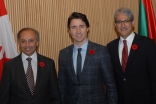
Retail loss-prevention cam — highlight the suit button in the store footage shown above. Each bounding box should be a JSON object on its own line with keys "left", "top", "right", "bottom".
{"left": 123, "top": 78, "right": 126, "bottom": 81}
{"left": 32, "top": 100, "right": 35, "bottom": 102}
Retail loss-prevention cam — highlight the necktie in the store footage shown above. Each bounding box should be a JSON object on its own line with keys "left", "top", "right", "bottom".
{"left": 122, "top": 40, "right": 128, "bottom": 72}
{"left": 26, "top": 57, "right": 35, "bottom": 95}
{"left": 77, "top": 48, "right": 82, "bottom": 81}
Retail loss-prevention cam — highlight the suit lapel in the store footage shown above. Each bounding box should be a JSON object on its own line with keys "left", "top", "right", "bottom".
{"left": 81, "top": 41, "right": 94, "bottom": 78}
{"left": 33, "top": 53, "right": 45, "bottom": 96}
{"left": 125, "top": 34, "right": 141, "bottom": 74}
{"left": 112, "top": 38, "right": 124, "bottom": 77}
{"left": 15, "top": 54, "right": 32, "bottom": 94}
{"left": 68, "top": 45, "right": 78, "bottom": 79}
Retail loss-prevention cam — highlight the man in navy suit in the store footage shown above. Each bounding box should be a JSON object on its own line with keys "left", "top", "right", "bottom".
{"left": 58, "top": 12, "right": 117, "bottom": 104}
{"left": 0, "top": 28, "right": 61, "bottom": 104}
{"left": 107, "top": 8, "right": 156, "bottom": 104}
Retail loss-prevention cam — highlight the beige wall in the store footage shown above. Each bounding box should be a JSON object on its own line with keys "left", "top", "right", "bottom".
{"left": 4, "top": 0, "right": 156, "bottom": 72}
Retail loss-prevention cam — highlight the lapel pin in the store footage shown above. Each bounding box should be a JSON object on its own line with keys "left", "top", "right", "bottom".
{"left": 89, "top": 49, "right": 95, "bottom": 55}
{"left": 39, "top": 62, "right": 45, "bottom": 67}
{"left": 131, "top": 44, "right": 138, "bottom": 50}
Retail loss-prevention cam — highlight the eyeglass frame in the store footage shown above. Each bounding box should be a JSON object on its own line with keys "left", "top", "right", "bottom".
{"left": 115, "top": 19, "right": 132, "bottom": 25}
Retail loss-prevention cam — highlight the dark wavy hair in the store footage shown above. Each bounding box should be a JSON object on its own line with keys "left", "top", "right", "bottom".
{"left": 67, "top": 12, "right": 90, "bottom": 28}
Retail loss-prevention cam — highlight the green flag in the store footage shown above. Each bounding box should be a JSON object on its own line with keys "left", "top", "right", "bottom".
{"left": 138, "top": 0, "right": 148, "bottom": 37}
{"left": 138, "top": 0, "right": 156, "bottom": 43}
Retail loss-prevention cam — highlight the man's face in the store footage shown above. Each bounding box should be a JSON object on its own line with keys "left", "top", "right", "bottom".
{"left": 19, "top": 30, "right": 38, "bottom": 56}
{"left": 114, "top": 13, "right": 135, "bottom": 39}
{"left": 69, "top": 19, "right": 89, "bottom": 47}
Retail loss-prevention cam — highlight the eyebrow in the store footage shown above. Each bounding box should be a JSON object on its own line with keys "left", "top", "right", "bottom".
{"left": 20, "top": 38, "right": 35, "bottom": 40}
{"left": 71, "top": 25, "right": 86, "bottom": 27}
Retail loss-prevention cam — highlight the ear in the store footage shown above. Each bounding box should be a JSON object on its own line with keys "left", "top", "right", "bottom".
{"left": 68, "top": 29, "right": 71, "bottom": 34}
{"left": 87, "top": 27, "right": 89, "bottom": 32}
{"left": 114, "top": 22, "right": 116, "bottom": 27}
{"left": 132, "top": 20, "right": 135, "bottom": 26}
{"left": 36, "top": 41, "right": 39, "bottom": 46}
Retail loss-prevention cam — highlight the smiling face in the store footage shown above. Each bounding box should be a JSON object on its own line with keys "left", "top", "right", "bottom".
{"left": 114, "top": 13, "right": 135, "bottom": 39}
{"left": 19, "top": 30, "right": 38, "bottom": 56}
{"left": 69, "top": 19, "right": 89, "bottom": 47}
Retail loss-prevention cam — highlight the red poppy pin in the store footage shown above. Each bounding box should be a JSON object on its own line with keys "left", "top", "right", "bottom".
{"left": 131, "top": 44, "right": 138, "bottom": 50}
{"left": 89, "top": 49, "right": 95, "bottom": 55}
{"left": 39, "top": 62, "right": 45, "bottom": 67}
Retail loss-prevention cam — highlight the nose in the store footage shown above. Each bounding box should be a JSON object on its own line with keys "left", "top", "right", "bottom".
{"left": 26, "top": 41, "right": 29, "bottom": 47}
{"left": 76, "top": 27, "right": 80, "bottom": 33}
{"left": 121, "top": 21, "right": 125, "bottom": 27}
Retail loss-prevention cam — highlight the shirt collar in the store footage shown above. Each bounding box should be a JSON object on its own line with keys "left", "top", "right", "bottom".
{"left": 73, "top": 39, "right": 88, "bottom": 52}
{"left": 22, "top": 51, "right": 37, "bottom": 62}
{"left": 120, "top": 32, "right": 135, "bottom": 44}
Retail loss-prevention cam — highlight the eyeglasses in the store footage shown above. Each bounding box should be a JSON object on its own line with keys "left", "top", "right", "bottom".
{"left": 115, "top": 20, "right": 132, "bottom": 25}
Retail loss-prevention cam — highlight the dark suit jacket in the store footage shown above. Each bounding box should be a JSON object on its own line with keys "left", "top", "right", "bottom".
{"left": 107, "top": 34, "right": 156, "bottom": 104}
{"left": 58, "top": 41, "right": 118, "bottom": 104}
{"left": 0, "top": 53, "right": 61, "bottom": 104}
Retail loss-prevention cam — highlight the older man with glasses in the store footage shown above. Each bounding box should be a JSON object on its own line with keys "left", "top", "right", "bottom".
{"left": 107, "top": 7, "right": 156, "bottom": 104}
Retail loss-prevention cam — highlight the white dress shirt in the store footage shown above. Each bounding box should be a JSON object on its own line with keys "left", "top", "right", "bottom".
{"left": 118, "top": 32, "right": 135, "bottom": 65}
{"left": 22, "top": 51, "right": 38, "bottom": 84}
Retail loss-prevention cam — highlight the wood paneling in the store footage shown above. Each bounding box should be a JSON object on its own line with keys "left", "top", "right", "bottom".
{"left": 4, "top": 0, "right": 156, "bottom": 72}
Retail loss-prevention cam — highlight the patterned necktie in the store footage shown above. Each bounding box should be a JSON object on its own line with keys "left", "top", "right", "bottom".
{"left": 122, "top": 40, "right": 128, "bottom": 72}
{"left": 77, "top": 48, "right": 82, "bottom": 81}
{"left": 26, "top": 57, "right": 35, "bottom": 95}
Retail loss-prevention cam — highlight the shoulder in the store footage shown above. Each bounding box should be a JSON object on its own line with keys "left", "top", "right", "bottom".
{"left": 88, "top": 41, "right": 109, "bottom": 54}
{"left": 89, "top": 41, "right": 106, "bottom": 48}
{"left": 37, "top": 53, "right": 54, "bottom": 62}
{"left": 60, "top": 44, "right": 73, "bottom": 51}
{"left": 107, "top": 38, "right": 119, "bottom": 47}
{"left": 89, "top": 41, "right": 104, "bottom": 47}
{"left": 135, "top": 34, "right": 155, "bottom": 46}
{"left": 59, "top": 44, "right": 73, "bottom": 53}
{"left": 139, "top": 35, "right": 154, "bottom": 42}
{"left": 5, "top": 54, "right": 21, "bottom": 65}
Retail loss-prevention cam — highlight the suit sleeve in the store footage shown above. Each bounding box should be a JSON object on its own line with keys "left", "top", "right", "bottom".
{"left": 0, "top": 63, "right": 11, "bottom": 104}
{"left": 58, "top": 51, "right": 67, "bottom": 104}
{"left": 147, "top": 40, "right": 156, "bottom": 104}
{"left": 49, "top": 60, "right": 62, "bottom": 104}
{"left": 101, "top": 46, "right": 118, "bottom": 104}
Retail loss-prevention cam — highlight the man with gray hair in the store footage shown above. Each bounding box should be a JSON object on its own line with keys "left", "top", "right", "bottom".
{"left": 107, "top": 8, "right": 156, "bottom": 104}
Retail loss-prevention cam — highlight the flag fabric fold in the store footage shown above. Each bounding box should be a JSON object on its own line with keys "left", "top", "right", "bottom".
{"left": 138, "top": 0, "right": 156, "bottom": 43}
{"left": 0, "top": 0, "right": 18, "bottom": 81}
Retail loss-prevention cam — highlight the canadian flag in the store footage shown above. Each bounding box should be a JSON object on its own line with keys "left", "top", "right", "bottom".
{"left": 0, "top": 0, "right": 18, "bottom": 81}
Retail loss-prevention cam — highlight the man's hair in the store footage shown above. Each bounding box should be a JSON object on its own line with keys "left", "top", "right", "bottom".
{"left": 17, "top": 27, "right": 39, "bottom": 42}
{"left": 67, "top": 12, "right": 90, "bottom": 28}
{"left": 114, "top": 8, "right": 134, "bottom": 21}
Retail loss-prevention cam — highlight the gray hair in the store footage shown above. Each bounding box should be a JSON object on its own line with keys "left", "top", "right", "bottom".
{"left": 17, "top": 27, "right": 39, "bottom": 42}
{"left": 114, "top": 8, "right": 134, "bottom": 21}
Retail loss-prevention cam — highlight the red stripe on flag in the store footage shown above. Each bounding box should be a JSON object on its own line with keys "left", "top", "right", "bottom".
{"left": 142, "top": 0, "right": 156, "bottom": 43}
{"left": 0, "top": 52, "right": 11, "bottom": 82}
{"left": 0, "top": 0, "right": 18, "bottom": 82}
{"left": 0, "top": 0, "right": 7, "bottom": 16}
